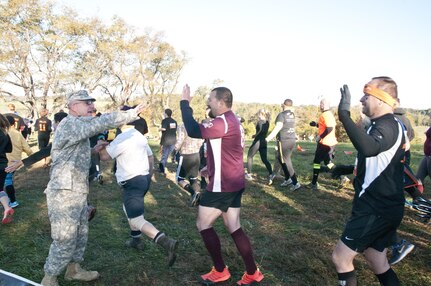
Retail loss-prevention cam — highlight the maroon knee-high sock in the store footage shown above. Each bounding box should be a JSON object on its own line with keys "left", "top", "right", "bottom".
{"left": 200, "top": 227, "right": 225, "bottom": 272}
{"left": 231, "top": 228, "right": 257, "bottom": 275}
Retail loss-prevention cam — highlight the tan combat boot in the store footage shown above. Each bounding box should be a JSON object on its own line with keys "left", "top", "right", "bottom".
{"left": 64, "top": 262, "right": 100, "bottom": 281}
{"left": 41, "top": 273, "right": 59, "bottom": 286}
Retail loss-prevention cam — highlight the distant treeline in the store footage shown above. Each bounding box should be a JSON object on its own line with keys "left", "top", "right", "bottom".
{"left": 233, "top": 102, "right": 430, "bottom": 143}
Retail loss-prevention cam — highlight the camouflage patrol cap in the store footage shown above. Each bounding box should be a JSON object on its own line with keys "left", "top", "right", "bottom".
{"left": 66, "top": 90, "right": 96, "bottom": 103}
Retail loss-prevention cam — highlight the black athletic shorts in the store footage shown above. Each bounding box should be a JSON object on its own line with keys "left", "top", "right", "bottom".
{"left": 120, "top": 174, "right": 151, "bottom": 218}
{"left": 313, "top": 143, "right": 332, "bottom": 165}
{"left": 341, "top": 212, "right": 399, "bottom": 253}
{"left": 199, "top": 189, "right": 244, "bottom": 212}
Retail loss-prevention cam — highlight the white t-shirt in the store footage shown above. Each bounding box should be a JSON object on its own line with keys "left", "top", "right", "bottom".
{"left": 106, "top": 127, "right": 153, "bottom": 182}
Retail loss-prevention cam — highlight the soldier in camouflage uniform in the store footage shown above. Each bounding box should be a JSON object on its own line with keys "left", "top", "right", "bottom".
{"left": 41, "top": 90, "right": 145, "bottom": 286}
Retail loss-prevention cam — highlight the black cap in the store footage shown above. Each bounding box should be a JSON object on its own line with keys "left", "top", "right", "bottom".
{"left": 129, "top": 118, "right": 148, "bottom": 136}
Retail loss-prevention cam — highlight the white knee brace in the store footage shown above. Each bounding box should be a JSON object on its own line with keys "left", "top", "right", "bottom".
{"left": 129, "top": 215, "right": 147, "bottom": 231}
{"left": 123, "top": 204, "right": 147, "bottom": 231}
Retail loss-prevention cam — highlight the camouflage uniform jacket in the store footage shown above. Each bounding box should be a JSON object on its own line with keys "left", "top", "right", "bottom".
{"left": 174, "top": 124, "right": 203, "bottom": 155}
{"left": 46, "top": 110, "right": 138, "bottom": 193}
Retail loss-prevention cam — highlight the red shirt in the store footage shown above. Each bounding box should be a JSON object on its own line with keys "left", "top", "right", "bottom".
{"left": 199, "top": 110, "right": 245, "bottom": 192}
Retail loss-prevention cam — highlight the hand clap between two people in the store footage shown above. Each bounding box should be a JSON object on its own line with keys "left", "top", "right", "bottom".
{"left": 5, "top": 103, "right": 146, "bottom": 174}
{"left": 92, "top": 140, "right": 109, "bottom": 154}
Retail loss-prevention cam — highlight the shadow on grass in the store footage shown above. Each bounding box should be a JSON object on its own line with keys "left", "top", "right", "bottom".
{"left": 0, "top": 141, "right": 430, "bottom": 285}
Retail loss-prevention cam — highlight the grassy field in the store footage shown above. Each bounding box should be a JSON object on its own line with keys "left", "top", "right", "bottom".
{"left": 0, "top": 139, "right": 430, "bottom": 286}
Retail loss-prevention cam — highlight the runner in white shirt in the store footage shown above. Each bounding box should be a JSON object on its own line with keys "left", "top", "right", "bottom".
{"left": 99, "top": 121, "right": 179, "bottom": 267}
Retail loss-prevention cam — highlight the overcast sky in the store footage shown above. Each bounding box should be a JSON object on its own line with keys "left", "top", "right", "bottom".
{"left": 62, "top": 0, "right": 431, "bottom": 109}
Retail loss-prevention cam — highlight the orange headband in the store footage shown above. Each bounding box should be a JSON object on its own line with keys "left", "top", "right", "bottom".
{"left": 363, "top": 84, "right": 397, "bottom": 107}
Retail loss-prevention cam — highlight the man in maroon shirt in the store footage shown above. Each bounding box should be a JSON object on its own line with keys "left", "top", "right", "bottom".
{"left": 180, "top": 85, "right": 264, "bottom": 285}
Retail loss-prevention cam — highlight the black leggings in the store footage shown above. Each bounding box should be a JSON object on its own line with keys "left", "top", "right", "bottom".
{"left": 0, "top": 169, "right": 6, "bottom": 192}
{"left": 247, "top": 140, "right": 272, "bottom": 174}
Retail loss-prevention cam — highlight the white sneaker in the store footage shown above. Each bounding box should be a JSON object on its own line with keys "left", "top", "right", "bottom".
{"left": 340, "top": 176, "right": 350, "bottom": 185}
{"left": 307, "top": 182, "right": 319, "bottom": 190}
{"left": 280, "top": 179, "right": 293, "bottom": 187}
{"left": 245, "top": 173, "right": 253, "bottom": 181}
{"left": 268, "top": 173, "right": 276, "bottom": 185}
{"left": 290, "top": 183, "right": 301, "bottom": 191}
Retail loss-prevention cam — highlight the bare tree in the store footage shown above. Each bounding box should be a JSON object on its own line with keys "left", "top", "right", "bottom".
{"left": 0, "top": 0, "right": 90, "bottom": 115}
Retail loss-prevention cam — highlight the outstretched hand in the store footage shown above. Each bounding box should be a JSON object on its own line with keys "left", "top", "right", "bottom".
{"left": 133, "top": 103, "right": 146, "bottom": 115}
{"left": 5, "top": 160, "right": 24, "bottom": 173}
{"left": 339, "top": 84, "right": 351, "bottom": 113}
{"left": 93, "top": 140, "right": 109, "bottom": 154}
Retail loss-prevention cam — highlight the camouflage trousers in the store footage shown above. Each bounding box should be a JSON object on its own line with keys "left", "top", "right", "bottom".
{"left": 44, "top": 189, "right": 88, "bottom": 276}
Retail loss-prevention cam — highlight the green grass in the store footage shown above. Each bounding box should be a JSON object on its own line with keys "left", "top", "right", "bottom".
{"left": 1, "top": 140, "right": 430, "bottom": 285}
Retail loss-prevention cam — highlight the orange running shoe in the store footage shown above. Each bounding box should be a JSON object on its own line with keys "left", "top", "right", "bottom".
{"left": 200, "top": 266, "right": 231, "bottom": 285}
{"left": 236, "top": 268, "right": 264, "bottom": 285}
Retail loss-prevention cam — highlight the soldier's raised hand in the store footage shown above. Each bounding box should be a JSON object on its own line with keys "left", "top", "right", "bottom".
{"left": 133, "top": 103, "right": 146, "bottom": 116}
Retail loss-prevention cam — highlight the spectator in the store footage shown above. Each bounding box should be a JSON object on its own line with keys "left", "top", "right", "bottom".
{"left": 6, "top": 103, "right": 27, "bottom": 137}
{"left": 0, "top": 113, "right": 14, "bottom": 224}
{"left": 34, "top": 108, "right": 52, "bottom": 167}
{"left": 158, "top": 108, "right": 177, "bottom": 174}
{"left": 4, "top": 115, "right": 33, "bottom": 208}
{"left": 25, "top": 114, "right": 35, "bottom": 137}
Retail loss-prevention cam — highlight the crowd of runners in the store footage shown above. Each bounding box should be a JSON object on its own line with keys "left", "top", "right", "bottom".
{"left": 1, "top": 76, "right": 430, "bottom": 286}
